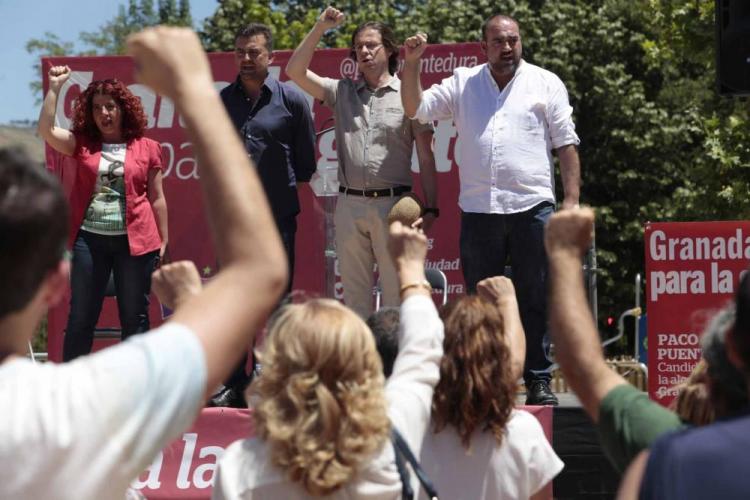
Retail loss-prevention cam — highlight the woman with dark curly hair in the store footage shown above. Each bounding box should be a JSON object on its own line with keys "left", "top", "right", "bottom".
{"left": 420, "top": 277, "right": 563, "bottom": 500}
{"left": 212, "top": 222, "right": 444, "bottom": 499}
{"left": 38, "top": 65, "right": 168, "bottom": 361}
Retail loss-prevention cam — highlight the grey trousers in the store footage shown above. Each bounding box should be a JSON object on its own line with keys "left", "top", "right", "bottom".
{"left": 334, "top": 193, "right": 401, "bottom": 319}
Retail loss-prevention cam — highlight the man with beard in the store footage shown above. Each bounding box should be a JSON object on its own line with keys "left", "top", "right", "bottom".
{"left": 286, "top": 8, "right": 438, "bottom": 320}
{"left": 401, "top": 14, "right": 582, "bottom": 406}
{"left": 215, "top": 23, "right": 316, "bottom": 407}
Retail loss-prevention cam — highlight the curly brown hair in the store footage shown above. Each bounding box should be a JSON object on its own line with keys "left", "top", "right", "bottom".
{"left": 250, "top": 299, "right": 390, "bottom": 496}
{"left": 71, "top": 79, "right": 147, "bottom": 142}
{"left": 432, "top": 295, "right": 517, "bottom": 449}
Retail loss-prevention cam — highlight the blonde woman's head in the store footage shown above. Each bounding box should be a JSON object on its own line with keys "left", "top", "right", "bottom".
{"left": 250, "top": 299, "right": 390, "bottom": 496}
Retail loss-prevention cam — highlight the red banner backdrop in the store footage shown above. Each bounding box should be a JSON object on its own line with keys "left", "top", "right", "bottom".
{"left": 645, "top": 221, "right": 750, "bottom": 405}
{"left": 43, "top": 43, "right": 484, "bottom": 361}
{"left": 135, "top": 406, "right": 553, "bottom": 498}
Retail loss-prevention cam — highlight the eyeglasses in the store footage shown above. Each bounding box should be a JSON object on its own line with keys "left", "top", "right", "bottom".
{"left": 354, "top": 42, "right": 383, "bottom": 54}
{"left": 234, "top": 48, "right": 266, "bottom": 59}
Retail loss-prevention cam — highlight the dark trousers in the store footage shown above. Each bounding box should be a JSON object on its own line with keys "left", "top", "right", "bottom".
{"left": 63, "top": 230, "right": 159, "bottom": 361}
{"left": 459, "top": 202, "right": 554, "bottom": 384}
{"left": 224, "top": 216, "right": 296, "bottom": 391}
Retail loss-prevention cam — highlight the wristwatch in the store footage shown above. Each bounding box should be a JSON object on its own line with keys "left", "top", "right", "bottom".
{"left": 423, "top": 207, "right": 440, "bottom": 217}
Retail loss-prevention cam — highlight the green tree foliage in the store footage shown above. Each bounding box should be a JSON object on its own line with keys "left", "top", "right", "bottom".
{"left": 636, "top": 0, "right": 749, "bottom": 221}
{"left": 200, "top": 0, "right": 296, "bottom": 51}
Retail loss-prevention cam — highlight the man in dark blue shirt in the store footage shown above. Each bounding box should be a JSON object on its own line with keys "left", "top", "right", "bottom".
{"left": 618, "top": 270, "right": 750, "bottom": 499}
{"left": 212, "top": 23, "right": 316, "bottom": 407}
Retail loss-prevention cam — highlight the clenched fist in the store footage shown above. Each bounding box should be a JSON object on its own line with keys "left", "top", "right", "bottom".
{"left": 317, "top": 6, "right": 345, "bottom": 30}
{"left": 48, "top": 65, "right": 71, "bottom": 92}
{"left": 477, "top": 276, "right": 517, "bottom": 306}
{"left": 152, "top": 260, "right": 203, "bottom": 310}
{"left": 126, "top": 26, "right": 213, "bottom": 100}
{"left": 544, "top": 207, "right": 595, "bottom": 259}
{"left": 403, "top": 33, "right": 428, "bottom": 62}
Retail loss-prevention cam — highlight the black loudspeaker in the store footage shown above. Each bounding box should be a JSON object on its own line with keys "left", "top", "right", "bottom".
{"left": 716, "top": 0, "right": 750, "bottom": 95}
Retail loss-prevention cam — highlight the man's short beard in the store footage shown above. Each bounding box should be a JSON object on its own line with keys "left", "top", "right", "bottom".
{"left": 490, "top": 59, "right": 519, "bottom": 77}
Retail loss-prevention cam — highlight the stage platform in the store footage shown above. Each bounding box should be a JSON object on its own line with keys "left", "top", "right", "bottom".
{"left": 133, "top": 390, "right": 622, "bottom": 498}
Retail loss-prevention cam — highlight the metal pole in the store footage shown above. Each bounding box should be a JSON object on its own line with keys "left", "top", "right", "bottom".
{"left": 634, "top": 273, "right": 642, "bottom": 361}
{"left": 584, "top": 225, "right": 598, "bottom": 325}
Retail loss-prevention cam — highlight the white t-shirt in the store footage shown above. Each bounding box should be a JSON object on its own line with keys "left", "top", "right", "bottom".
{"left": 419, "top": 409, "right": 564, "bottom": 500}
{"left": 414, "top": 61, "right": 580, "bottom": 214}
{"left": 0, "top": 322, "right": 207, "bottom": 499}
{"left": 211, "top": 294, "right": 444, "bottom": 499}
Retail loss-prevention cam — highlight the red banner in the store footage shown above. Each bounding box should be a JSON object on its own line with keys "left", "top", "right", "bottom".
{"left": 135, "top": 406, "right": 552, "bottom": 498}
{"left": 645, "top": 221, "right": 750, "bottom": 405}
{"left": 43, "top": 43, "right": 484, "bottom": 361}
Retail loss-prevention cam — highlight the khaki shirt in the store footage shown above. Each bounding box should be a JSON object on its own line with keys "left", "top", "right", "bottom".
{"left": 321, "top": 75, "right": 433, "bottom": 190}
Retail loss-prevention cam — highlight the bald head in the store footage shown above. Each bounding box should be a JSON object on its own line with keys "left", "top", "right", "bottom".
{"left": 481, "top": 14, "right": 520, "bottom": 42}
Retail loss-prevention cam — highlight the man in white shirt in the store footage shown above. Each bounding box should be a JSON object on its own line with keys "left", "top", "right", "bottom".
{"left": 401, "top": 14, "right": 582, "bottom": 406}
{"left": 0, "top": 27, "right": 288, "bottom": 499}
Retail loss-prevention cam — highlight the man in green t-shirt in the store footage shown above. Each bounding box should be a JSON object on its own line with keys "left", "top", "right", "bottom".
{"left": 544, "top": 208, "right": 681, "bottom": 473}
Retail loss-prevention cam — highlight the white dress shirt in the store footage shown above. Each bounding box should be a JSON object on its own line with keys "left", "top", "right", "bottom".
{"left": 212, "top": 294, "right": 444, "bottom": 499}
{"left": 414, "top": 60, "right": 580, "bottom": 214}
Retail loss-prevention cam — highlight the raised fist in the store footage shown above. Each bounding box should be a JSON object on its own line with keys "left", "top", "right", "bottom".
{"left": 477, "top": 276, "right": 517, "bottom": 306}
{"left": 403, "top": 33, "right": 428, "bottom": 62}
{"left": 388, "top": 221, "right": 428, "bottom": 270}
{"left": 544, "top": 207, "right": 595, "bottom": 258}
{"left": 317, "top": 6, "right": 345, "bottom": 30}
{"left": 126, "top": 26, "right": 213, "bottom": 100}
{"left": 48, "top": 65, "right": 71, "bottom": 91}
{"left": 152, "top": 260, "right": 203, "bottom": 310}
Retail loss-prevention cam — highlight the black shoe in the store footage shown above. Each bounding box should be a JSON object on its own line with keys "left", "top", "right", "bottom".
{"left": 207, "top": 387, "right": 247, "bottom": 408}
{"left": 525, "top": 380, "right": 559, "bottom": 406}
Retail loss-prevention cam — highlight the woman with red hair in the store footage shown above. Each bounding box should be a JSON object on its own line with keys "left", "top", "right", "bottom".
{"left": 420, "top": 277, "right": 563, "bottom": 499}
{"left": 38, "top": 65, "right": 168, "bottom": 361}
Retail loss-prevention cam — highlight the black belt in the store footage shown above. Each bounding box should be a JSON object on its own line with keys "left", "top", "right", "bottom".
{"left": 339, "top": 185, "right": 411, "bottom": 198}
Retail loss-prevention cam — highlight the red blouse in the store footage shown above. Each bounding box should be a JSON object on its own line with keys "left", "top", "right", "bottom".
{"left": 67, "top": 134, "right": 164, "bottom": 256}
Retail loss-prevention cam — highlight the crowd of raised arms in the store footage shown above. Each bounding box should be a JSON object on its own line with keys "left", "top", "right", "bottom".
{"left": 1, "top": 7, "right": 748, "bottom": 500}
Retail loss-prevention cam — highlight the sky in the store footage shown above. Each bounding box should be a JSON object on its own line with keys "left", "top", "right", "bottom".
{"left": 0, "top": 0, "right": 219, "bottom": 125}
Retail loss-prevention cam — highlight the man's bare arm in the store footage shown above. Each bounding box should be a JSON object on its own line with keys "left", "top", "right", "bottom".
{"left": 285, "top": 7, "right": 344, "bottom": 102}
{"left": 556, "top": 144, "right": 581, "bottom": 209}
{"left": 401, "top": 33, "right": 428, "bottom": 118}
{"left": 545, "top": 208, "right": 626, "bottom": 422}
{"left": 414, "top": 130, "right": 438, "bottom": 233}
{"left": 616, "top": 451, "right": 649, "bottom": 499}
{"left": 127, "top": 27, "right": 288, "bottom": 398}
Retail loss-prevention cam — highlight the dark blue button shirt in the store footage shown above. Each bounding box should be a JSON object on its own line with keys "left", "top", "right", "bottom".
{"left": 220, "top": 76, "right": 316, "bottom": 220}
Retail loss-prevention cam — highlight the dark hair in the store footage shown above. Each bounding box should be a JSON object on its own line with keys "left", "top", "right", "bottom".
{"left": 235, "top": 23, "right": 274, "bottom": 52}
{"left": 71, "top": 79, "right": 147, "bottom": 143}
{"left": 700, "top": 305, "right": 748, "bottom": 418}
{"left": 432, "top": 296, "right": 516, "bottom": 449}
{"left": 481, "top": 14, "right": 520, "bottom": 41}
{"left": 366, "top": 307, "right": 400, "bottom": 377}
{"left": 0, "top": 148, "right": 68, "bottom": 317}
{"left": 350, "top": 22, "right": 399, "bottom": 75}
{"left": 734, "top": 271, "right": 750, "bottom": 371}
